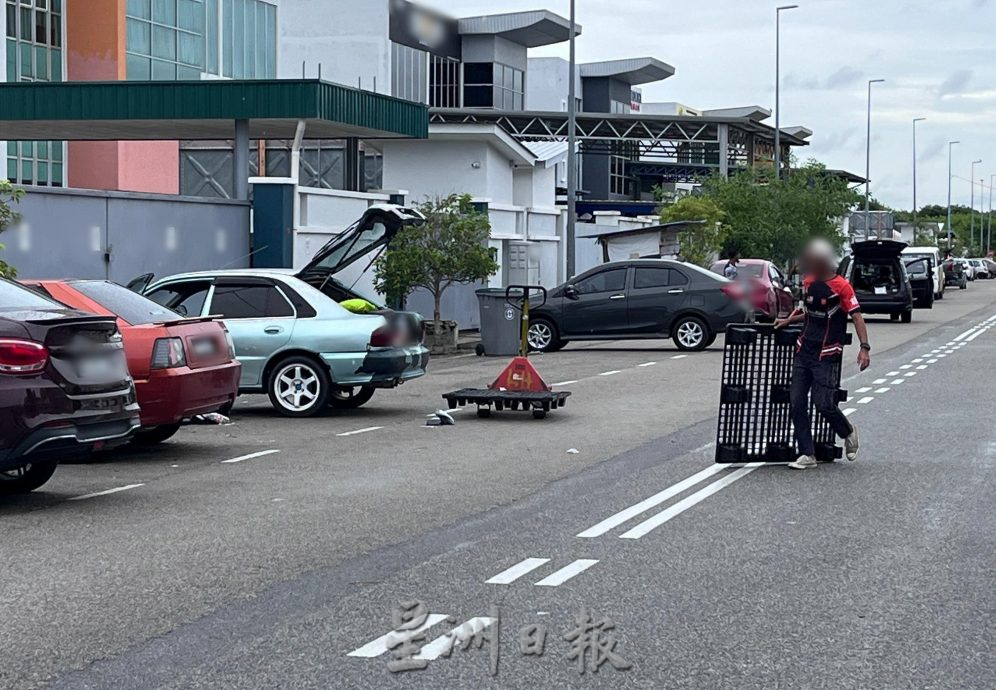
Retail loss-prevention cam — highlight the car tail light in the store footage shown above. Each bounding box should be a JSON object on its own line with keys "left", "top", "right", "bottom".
{"left": 0, "top": 338, "right": 48, "bottom": 375}
{"left": 221, "top": 327, "right": 236, "bottom": 359}
{"left": 369, "top": 324, "right": 404, "bottom": 349}
{"left": 150, "top": 337, "right": 186, "bottom": 369}
{"left": 721, "top": 284, "right": 744, "bottom": 301}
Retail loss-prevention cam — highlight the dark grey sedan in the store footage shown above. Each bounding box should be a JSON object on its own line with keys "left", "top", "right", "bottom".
{"left": 527, "top": 259, "right": 749, "bottom": 352}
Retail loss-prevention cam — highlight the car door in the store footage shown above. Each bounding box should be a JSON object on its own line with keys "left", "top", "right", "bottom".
{"left": 562, "top": 267, "right": 631, "bottom": 337}
{"left": 769, "top": 264, "right": 794, "bottom": 316}
{"left": 627, "top": 266, "right": 688, "bottom": 334}
{"left": 204, "top": 278, "right": 296, "bottom": 388}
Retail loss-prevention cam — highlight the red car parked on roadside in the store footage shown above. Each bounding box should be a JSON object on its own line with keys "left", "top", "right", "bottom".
{"left": 21, "top": 280, "right": 240, "bottom": 445}
{"left": 709, "top": 259, "right": 795, "bottom": 321}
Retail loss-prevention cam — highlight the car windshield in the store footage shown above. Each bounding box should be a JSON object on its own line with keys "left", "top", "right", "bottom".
{"left": 0, "top": 278, "right": 61, "bottom": 309}
{"left": 71, "top": 280, "right": 180, "bottom": 325}
{"left": 906, "top": 261, "right": 928, "bottom": 276}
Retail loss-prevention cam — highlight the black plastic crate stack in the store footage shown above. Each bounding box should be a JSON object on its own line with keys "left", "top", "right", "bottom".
{"left": 715, "top": 325, "right": 849, "bottom": 464}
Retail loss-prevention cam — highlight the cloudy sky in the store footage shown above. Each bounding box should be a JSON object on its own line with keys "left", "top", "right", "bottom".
{"left": 424, "top": 0, "right": 996, "bottom": 211}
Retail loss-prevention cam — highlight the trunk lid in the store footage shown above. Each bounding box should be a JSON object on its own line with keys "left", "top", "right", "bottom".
{"left": 850, "top": 239, "right": 908, "bottom": 261}
{"left": 164, "top": 320, "right": 232, "bottom": 369}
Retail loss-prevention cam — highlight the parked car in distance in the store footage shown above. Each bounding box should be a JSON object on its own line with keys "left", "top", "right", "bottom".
{"left": 956, "top": 259, "right": 976, "bottom": 281}
{"left": 968, "top": 259, "right": 991, "bottom": 279}
{"left": 22, "top": 280, "right": 241, "bottom": 445}
{"left": 708, "top": 259, "right": 794, "bottom": 321}
{"left": 903, "top": 257, "right": 934, "bottom": 309}
{"left": 902, "top": 246, "right": 943, "bottom": 301}
{"left": 943, "top": 258, "right": 968, "bottom": 289}
{"left": 134, "top": 207, "right": 430, "bottom": 418}
{"left": 527, "top": 259, "right": 749, "bottom": 353}
{"left": 0, "top": 279, "right": 140, "bottom": 494}
{"left": 839, "top": 240, "right": 914, "bottom": 323}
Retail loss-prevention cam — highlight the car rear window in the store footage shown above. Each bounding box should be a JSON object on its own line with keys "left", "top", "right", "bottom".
{"left": 71, "top": 280, "right": 180, "bottom": 325}
{"left": 0, "top": 278, "right": 60, "bottom": 309}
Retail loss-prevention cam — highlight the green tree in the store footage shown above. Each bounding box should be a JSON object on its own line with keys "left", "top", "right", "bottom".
{"left": 658, "top": 196, "right": 726, "bottom": 267}
{"left": 374, "top": 194, "right": 499, "bottom": 325}
{"left": 700, "top": 160, "right": 862, "bottom": 266}
{"left": 0, "top": 179, "right": 24, "bottom": 278}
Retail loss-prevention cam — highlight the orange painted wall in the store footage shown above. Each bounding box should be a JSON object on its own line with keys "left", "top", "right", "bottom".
{"left": 65, "top": 0, "right": 179, "bottom": 194}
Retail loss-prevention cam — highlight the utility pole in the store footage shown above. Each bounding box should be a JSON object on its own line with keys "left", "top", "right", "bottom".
{"left": 989, "top": 174, "right": 995, "bottom": 257}
{"left": 971, "top": 159, "right": 982, "bottom": 251}
{"left": 912, "top": 117, "right": 926, "bottom": 234}
{"left": 566, "top": 0, "right": 578, "bottom": 279}
{"left": 947, "top": 141, "right": 959, "bottom": 250}
{"left": 774, "top": 5, "right": 798, "bottom": 179}
{"left": 864, "top": 79, "right": 885, "bottom": 240}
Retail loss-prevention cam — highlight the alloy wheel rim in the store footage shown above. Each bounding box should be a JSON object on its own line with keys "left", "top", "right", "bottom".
{"left": 274, "top": 364, "right": 321, "bottom": 412}
{"left": 528, "top": 323, "right": 552, "bottom": 350}
{"left": 677, "top": 321, "right": 703, "bottom": 348}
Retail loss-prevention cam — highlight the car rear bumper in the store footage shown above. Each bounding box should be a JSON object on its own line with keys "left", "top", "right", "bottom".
{"left": 0, "top": 414, "right": 140, "bottom": 471}
{"left": 134, "top": 360, "right": 241, "bottom": 426}
{"left": 322, "top": 344, "right": 430, "bottom": 388}
{"left": 855, "top": 294, "right": 912, "bottom": 314}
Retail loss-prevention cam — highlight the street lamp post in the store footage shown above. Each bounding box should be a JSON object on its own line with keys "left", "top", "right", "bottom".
{"left": 988, "top": 174, "right": 995, "bottom": 257}
{"left": 971, "top": 159, "right": 982, "bottom": 251}
{"left": 774, "top": 5, "right": 799, "bottom": 179}
{"left": 566, "top": 0, "right": 578, "bottom": 279}
{"left": 864, "top": 78, "right": 885, "bottom": 240}
{"left": 947, "top": 141, "right": 960, "bottom": 249}
{"left": 912, "top": 117, "right": 926, "bottom": 233}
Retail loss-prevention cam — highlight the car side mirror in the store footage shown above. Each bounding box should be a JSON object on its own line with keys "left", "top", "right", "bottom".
{"left": 564, "top": 285, "right": 580, "bottom": 300}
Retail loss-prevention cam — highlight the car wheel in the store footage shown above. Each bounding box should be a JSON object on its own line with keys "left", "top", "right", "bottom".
{"left": 328, "top": 386, "right": 376, "bottom": 409}
{"left": 890, "top": 313, "right": 900, "bottom": 322}
{"left": 268, "top": 356, "right": 331, "bottom": 418}
{"left": 527, "top": 318, "right": 565, "bottom": 353}
{"left": 672, "top": 316, "right": 710, "bottom": 352}
{"left": 901, "top": 310, "right": 912, "bottom": 324}
{"left": 0, "top": 459, "right": 59, "bottom": 495}
{"left": 131, "top": 423, "right": 182, "bottom": 446}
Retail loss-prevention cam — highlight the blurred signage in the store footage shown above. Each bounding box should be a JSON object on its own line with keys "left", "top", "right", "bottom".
{"left": 389, "top": 0, "right": 461, "bottom": 59}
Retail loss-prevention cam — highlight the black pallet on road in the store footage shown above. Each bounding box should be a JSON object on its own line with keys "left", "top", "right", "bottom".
{"left": 716, "top": 325, "right": 849, "bottom": 464}
{"left": 443, "top": 388, "right": 571, "bottom": 420}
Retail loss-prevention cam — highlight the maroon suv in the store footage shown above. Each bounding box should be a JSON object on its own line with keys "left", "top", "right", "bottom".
{"left": 0, "top": 279, "right": 141, "bottom": 494}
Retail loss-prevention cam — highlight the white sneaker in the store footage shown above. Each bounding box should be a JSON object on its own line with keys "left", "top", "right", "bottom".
{"left": 788, "top": 455, "right": 817, "bottom": 470}
{"left": 845, "top": 426, "right": 859, "bottom": 461}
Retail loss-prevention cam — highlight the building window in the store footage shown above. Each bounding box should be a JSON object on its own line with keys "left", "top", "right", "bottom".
{"left": 609, "top": 143, "right": 637, "bottom": 197}
{"left": 5, "top": 0, "right": 63, "bottom": 186}
{"left": 463, "top": 62, "right": 523, "bottom": 110}
{"left": 391, "top": 42, "right": 427, "bottom": 104}
{"left": 610, "top": 100, "right": 631, "bottom": 114}
{"left": 429, "top": 54, "right": 459, "bottom": 108}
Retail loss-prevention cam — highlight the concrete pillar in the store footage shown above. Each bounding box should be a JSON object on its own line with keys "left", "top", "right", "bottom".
{"left": 233, "top": 118, "right": 250, "bottom": 201}
{"left": 718, "top": 123, "right": 730, "bottom": 178}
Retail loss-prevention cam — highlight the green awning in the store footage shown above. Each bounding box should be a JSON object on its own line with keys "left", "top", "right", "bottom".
{"left": 0, "top": 79, "right": 428, "bottom": 141}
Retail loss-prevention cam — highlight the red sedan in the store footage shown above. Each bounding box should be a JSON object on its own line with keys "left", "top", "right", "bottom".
{"left": 21, "top": 280, "right": 240, "bottom": 445}
{"left": 710, "top": 259, "right": 795, "bottom": 321}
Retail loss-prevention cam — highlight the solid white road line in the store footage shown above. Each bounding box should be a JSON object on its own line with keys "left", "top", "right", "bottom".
{"left": 599, "top": 370, "right": 622, "bottom": 377}
{"left": 68, "top": 484, "right": 145, "bottom": 501}
{"left": 857, "top": 396, "right": 874, "bottom": 404}
{"left": 619, "top": 464, "right": 762, "bottom": 540}
{"left": 534, "top": 559, "right": 599, "bottom": 587}
{"left": 222, "top": 449, "right": 281, "bottom": 464}
{"left": 336, "top": 426, "right": 384, "bottom": 437}
{"left": 638, "top": 361, "right": 658, "bottom": 367}
{"left": 485, "top": 558, "right": 550, "bottom": 585}
{"left": 346, "top": 614, "right": 450, "bottom": 658}
{"left": 415, "top": 618, "right": 496, "bottom": 660}
{"left": 577, "top": 464, "right": 726, "bottom": 538}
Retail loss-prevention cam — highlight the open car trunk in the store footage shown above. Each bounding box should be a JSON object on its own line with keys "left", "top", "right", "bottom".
{"left": 295, "top": 204, "right": 428, "bottom": 344}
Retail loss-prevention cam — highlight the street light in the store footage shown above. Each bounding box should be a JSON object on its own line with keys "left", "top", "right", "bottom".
{"left": 566, "top": 0, "right": 578, "bottom": 278}
{"left": 971, "top": 159, "right": 982, "bottom": 251}
{"left": 988, "top": 173, "right": 995, "bottom": 257}
{"left": 864, "top": 78, "right": 885, "bottom": 240}
{"left": 947, "top": 141, "right": 960, "bottom": 249}
{"left": 774, "top": 4, "right": 799, "bottom": 179}
{"left": 912, "top": 117, "right": 926, "bottom": 232}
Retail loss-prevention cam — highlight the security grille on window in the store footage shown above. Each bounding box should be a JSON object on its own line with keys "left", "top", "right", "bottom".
{"left": 391, "top": 42, "right": 428, "bottom": 104}
{"left": 5, "top": 0, "right": 64, "bottom": 186}
{"left": 430, "top": 54, "right": 459, "bottom": 108}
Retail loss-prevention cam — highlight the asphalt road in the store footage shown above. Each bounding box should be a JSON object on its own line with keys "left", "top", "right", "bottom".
{"left": 2, "top": 282, "right": 995, "bottom": 689}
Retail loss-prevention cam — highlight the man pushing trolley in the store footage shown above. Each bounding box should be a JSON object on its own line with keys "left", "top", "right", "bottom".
{"left": 775, "top": 239, "right": 871, "bottom": 470}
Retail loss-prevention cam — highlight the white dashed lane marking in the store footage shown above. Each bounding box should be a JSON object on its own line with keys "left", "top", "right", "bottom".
{"left": 485, "top": 558, "right": 550, "bottom": 585}
{"left": 857, "top": 396, "right": 874, "bottom": 404}
{"left": 905, "top": 372, "right": 917, "bottom": 377}
{"left": 638, "top": 362, "right": 657, "bottom": 367}
{"left": 873, "top": 378, "right": 887, "bottom": 384}
{"left": 68, "top": 484, "right": 145, "bottom": 501}
{"left": 875, "top": 387, "right": 890, "bottom": 394}
{"left": 671, "top": 355, "right": 688, "bottom": 360}
{"left": 346, "top": 614, "right": 450, "bottom": 658}
{"left": 336, "top": 427, "right": 384, "bottom": 437}
{"left": 843, "top": 408, "right": 857, "bottom": 417}
{"left": 891, "top": 379, "right": 905, "bottom": 385}
{"left": 534, "top": 559, "right": 600, "bottom": 587}
{"left": 856, "top": 387, "right": 872, "bottom": 393}
{"left": 222, "top": 449, "right": 281, "bottom": 464}
{"left": 599, "top": 370, "right": 622, "bottom": 377}
{"left": 552, "top": 380, "right": 578, "bottom": 387}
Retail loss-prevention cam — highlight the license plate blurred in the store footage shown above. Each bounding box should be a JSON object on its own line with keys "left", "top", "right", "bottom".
{"left": 192, "top": 338, "right": 217, "bottom": 357}
{"left": 77, "top": 356, "right": 122, "bottom": 379}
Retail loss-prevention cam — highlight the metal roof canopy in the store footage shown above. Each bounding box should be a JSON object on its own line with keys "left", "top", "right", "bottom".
{"left": 0, "top": 79, "right": 428, "bottom": 141}
{"left": 458, "top": 10, "right": 579, "bottom": 47}
{"left": 579, "top": 58, "right": 676, "bottom": 85}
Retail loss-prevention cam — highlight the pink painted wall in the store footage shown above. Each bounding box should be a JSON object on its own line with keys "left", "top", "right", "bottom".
{"left": 65, "top": 0, "right": 180, "bottom": 194}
